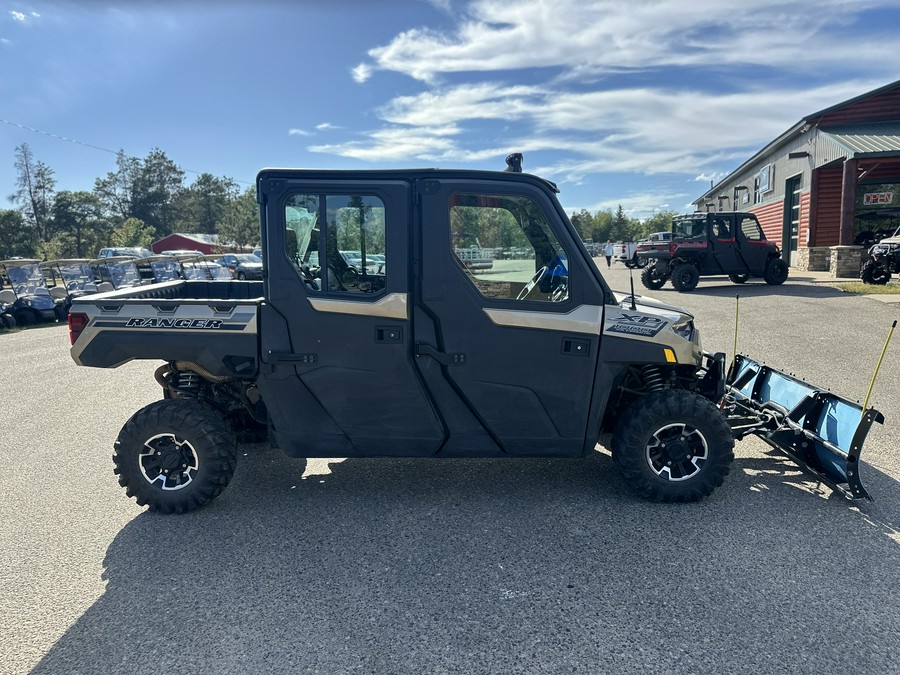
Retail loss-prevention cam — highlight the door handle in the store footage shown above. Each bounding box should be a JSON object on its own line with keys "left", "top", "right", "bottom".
{"left": 415, "top": 343, "right": 466, "bottom": 365}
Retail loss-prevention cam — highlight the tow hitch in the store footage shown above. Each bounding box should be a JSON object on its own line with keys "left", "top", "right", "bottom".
{"left": 723, "top": 355, "right": 884, "bottom": 499}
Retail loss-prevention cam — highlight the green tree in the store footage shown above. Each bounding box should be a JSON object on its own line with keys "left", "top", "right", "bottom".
{"left": 11, "top": 143, "right": 56, "bottom": 242}
{"left": 216, "top": 187, "right": 259, "bottom": 250}
{"left": 174, "top": 173, "right": 240, "bottom": 234}
{"left": 569, "top": 209, "right": 595, "bottom": 241}
{"left": 52, "top": 191, "right": 110, "bottom": 257}
{"left": 640, "top": 210, "right": 677, "bottom": 238}
{"left": 93, "top": 149, "right": 184, "bottom": 236}
{"left": 0, "top": 209, "right": 38, "bottom": 259}
{"left": 111, "top": 217, "right": 155, "bottom": 248}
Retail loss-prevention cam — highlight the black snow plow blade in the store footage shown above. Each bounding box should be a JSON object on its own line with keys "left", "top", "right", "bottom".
{"left": 724, "top": 354, "right": 884, "bottom": 500}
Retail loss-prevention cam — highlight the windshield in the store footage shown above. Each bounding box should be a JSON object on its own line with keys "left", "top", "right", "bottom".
{"left": 236, "top": 254, "right": 261, "bottom": 263}
{"left": 150, "top": 259, "right": 181, "bottom": 282}
{"left": 108, "top": 261, "right": 142, "bottom": 288}
{"left": 57, "top": 262, "right": 95, "bottom": 291}
{"left": 6, "top": 263, "right": 46, "bottom": 294}
{"left": 673, "top": 218, "right": 706, "bottom": 239}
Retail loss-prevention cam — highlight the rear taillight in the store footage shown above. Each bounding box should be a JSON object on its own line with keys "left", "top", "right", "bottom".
{"left": 68, "top": 312, "right": 88, "bottom": 345}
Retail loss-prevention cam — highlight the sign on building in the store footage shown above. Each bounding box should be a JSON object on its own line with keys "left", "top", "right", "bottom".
{"left": 863, "top": 192, "right": 894, "bottom": 205}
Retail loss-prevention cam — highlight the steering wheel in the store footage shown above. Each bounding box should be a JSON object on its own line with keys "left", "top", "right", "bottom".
{"left": 516, "top": 266, "right": 547, "bottom": 301}
{"left": 300, "top": 263, "right": 320, "bottom": 291}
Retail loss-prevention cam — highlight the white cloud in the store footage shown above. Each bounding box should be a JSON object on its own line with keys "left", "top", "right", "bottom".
{"left": 357, "top": 0, "right": 894, "bottom": 83}
{"left": 315, "top": 123, "right": 340, "bottom": 130}
{"left": 9, "top": 11, "right": 26, "bottom": 22}
{"left": 288, "top": 128, "right": 312, "bottom": 136}
{"left": 352, "top": 62, "right": 373, "bottom": 84}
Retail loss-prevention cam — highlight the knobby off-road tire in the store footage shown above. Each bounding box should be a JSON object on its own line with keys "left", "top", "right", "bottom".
{"left": 860, "top": 260, "right": 891, "bottom": 285}
{"left": 113, "top": 399, "right": 238, "bottom": 514}
{"left": 728, "top": 273, "right": 749, "bottom": 284}
{"left": 670, "top": 263, "right": 700, "bottom": 292}
{"left": 641, "top": 266, "right": 668, "bottom": 290}
{"left": 611, "top": 390, "right": 734, "bottom": 502}
{"left": 763, "top": 258, "right": 789, "bottom": 285}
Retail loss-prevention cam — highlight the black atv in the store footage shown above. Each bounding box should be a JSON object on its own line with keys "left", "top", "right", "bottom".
{"left": 860, "top": 225, "right": 900, "bottom": 285}
{"left": 636, "top": 212, "right": 788, "bottom": 292}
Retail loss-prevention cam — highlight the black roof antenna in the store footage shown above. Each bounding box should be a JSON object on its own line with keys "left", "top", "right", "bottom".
{"left": 629, "top": 267, "right": 637, "bottom": 310}
{"left": 505, "top": 153, "right": 523, "bottom": 173}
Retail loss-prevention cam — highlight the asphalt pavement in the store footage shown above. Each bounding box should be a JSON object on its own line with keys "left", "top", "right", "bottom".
{"left": 1, "top": 267, "right": 899, "bottom": 674}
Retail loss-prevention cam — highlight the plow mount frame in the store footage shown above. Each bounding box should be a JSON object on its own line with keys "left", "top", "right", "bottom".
{"left": 723, "top": 354, "right": 884, "bottom": 500}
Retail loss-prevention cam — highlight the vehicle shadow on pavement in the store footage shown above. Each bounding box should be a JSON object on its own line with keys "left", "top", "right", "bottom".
{"left": 634, "top": 279, "right": 851, "bottom": 301}
{"left": 31, "top": 445, "right": 900, "bottom": 674}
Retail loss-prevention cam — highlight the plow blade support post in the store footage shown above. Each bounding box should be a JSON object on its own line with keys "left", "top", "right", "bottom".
{"left": 725, "top": 355, "right": 884, "bottom": 500}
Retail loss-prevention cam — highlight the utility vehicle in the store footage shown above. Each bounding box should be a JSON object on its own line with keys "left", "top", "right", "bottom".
{"left": 67, "top": 156, "right": 883, "bottom": 513}
{"left": 637, "top": 212, "right": 788, "bottom": 292}
{"left": 860, "top": 224, "right": 900, "bottom": 285}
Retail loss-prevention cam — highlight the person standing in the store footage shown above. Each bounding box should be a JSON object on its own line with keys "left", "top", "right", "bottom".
{"left": 603, "top": 240, "right": 613, "bottom": 268}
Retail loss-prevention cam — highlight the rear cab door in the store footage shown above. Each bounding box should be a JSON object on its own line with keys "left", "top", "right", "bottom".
{"left": 256, "top": 172, "right": 444, "bottom": 458}
{"left": 707, "top": 214, "right": 741, "bottom": 273}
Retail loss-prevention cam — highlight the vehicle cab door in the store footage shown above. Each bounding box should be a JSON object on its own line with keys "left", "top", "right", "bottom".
{"left": 708, "top": 214, "right": 741, "bottom": 273}
{"left": 414, "top": 177, "right": 606, "bottom": 456}
{"left": 256, "top": 173, "right": 444, "bottom": 458}
{"left": 735, "top": 214, "right": 770, "bottom": 271}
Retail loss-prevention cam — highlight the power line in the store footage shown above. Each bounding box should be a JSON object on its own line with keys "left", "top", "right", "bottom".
{"left": 0, "top": 117, "right": 252, "bottom": 185}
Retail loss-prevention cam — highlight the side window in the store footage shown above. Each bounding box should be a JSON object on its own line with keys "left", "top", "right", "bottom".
{"left": 740, "top": 216, "right": 764, "bottom": 241}
{"left": 284, "top": 194, "right": 387, "bottom": 296}
{"left": 713, "top": 217, "right": 732, "bottom": 240}
{"left": 449, "top": 192, "right": 569, "bottom": 303}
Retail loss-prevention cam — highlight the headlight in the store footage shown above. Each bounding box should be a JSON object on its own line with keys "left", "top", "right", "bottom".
{"left": 670, "top": 320, "right": 694, "bottom": 341}
{"left": 22, "top": 298, "right": 32, "bottom": 307}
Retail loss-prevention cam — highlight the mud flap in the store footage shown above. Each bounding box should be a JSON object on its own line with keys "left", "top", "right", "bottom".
{"left": 724, "top": 354, "right": 884, "bottom": 500}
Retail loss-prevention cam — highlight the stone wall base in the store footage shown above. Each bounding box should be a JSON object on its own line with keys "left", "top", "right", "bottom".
{"left": 796, "top": 247, "right": 830, "bottom": 272}
{"left": 829, "top": 246, "right": 866, "bottom": 278}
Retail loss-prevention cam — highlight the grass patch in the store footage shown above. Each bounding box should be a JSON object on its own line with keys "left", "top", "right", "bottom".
{"left": 832, "top": 282, "right": 900, "bottom": 295}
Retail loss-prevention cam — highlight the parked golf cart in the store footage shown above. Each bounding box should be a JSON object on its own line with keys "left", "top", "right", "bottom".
{"left": 0, "top": 259, "right": 64, "bottom": 325}
{"left": 0, "top": 287, "right": 16, "bottom": 329}
{"left": 90, "top": 256, "right": 144, "bottom": 291}
{"left": 143, "top": 255, "right": 186, "bottom": 283}
{"left": 181, "top": 255, "right": 236, "bottom": 281}
{"left": 42, "top": 259, "right": 101, "bottom": 318}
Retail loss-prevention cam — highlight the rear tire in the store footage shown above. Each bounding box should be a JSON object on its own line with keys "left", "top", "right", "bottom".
{"left": 640, "top": 266, "right": 668, "bottom": 290}
{"left": 728, "top": 273, "right": 749, "bottom": 284}
{"left": 1, "top": 313, "right": 16, "bottom": 329}
{"left": 113, "top": 399, "right": 238, "bottom": 514}
{"left": 763, "top": 258, "right": 789, "bottom": 285}
{"left": 612, "top": 390, "right": 734, "bottom": 502}
{"left": 634, "top": 256, "right": 649, "bottom": 268}
{"left": 860, "top": 260, "right": 890, "bottom": 285}
{"left": 670, "top": 263, "right": 699, "bottom": 292}
{"left": 15, "top": 308, "right": 38, "bottom": 327}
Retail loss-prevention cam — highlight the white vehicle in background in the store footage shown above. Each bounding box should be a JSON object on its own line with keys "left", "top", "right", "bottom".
{"left": 612, "top": 242, "right": 648, "bottom": 268}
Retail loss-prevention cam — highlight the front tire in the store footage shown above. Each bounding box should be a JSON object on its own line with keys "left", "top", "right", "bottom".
{"left": 612, "top": 390, "right": 734, "bottom": 502}
{"left": 763, "top": 258, "right": 789, "bottom": 285}
{"left": 670, "top": 263, "right": 700, "bottom": 292}
{"left": 113, "top": 399, "right": 238, "bottom": 513}
{"left": 634, "top": 255, "right": 649, "bottom": 268}
{"left": 860, "top": 260, "right": 890, "bottom": 285}
{"left": 641, "top": 266, "right": 668, "bottom": 290}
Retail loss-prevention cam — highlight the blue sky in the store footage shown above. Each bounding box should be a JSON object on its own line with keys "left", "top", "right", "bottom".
{"left": 2, "top": 0, "right": 900, "bottom": 219}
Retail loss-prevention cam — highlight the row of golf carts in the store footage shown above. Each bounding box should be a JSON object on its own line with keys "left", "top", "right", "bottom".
{"left": 0, "top": 255, "right": 232, "bottom": 330}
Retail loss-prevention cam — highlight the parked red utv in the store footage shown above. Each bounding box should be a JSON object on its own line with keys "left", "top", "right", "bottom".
{"left": 636, "top": 212, "right": 788, "bottom": 292}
